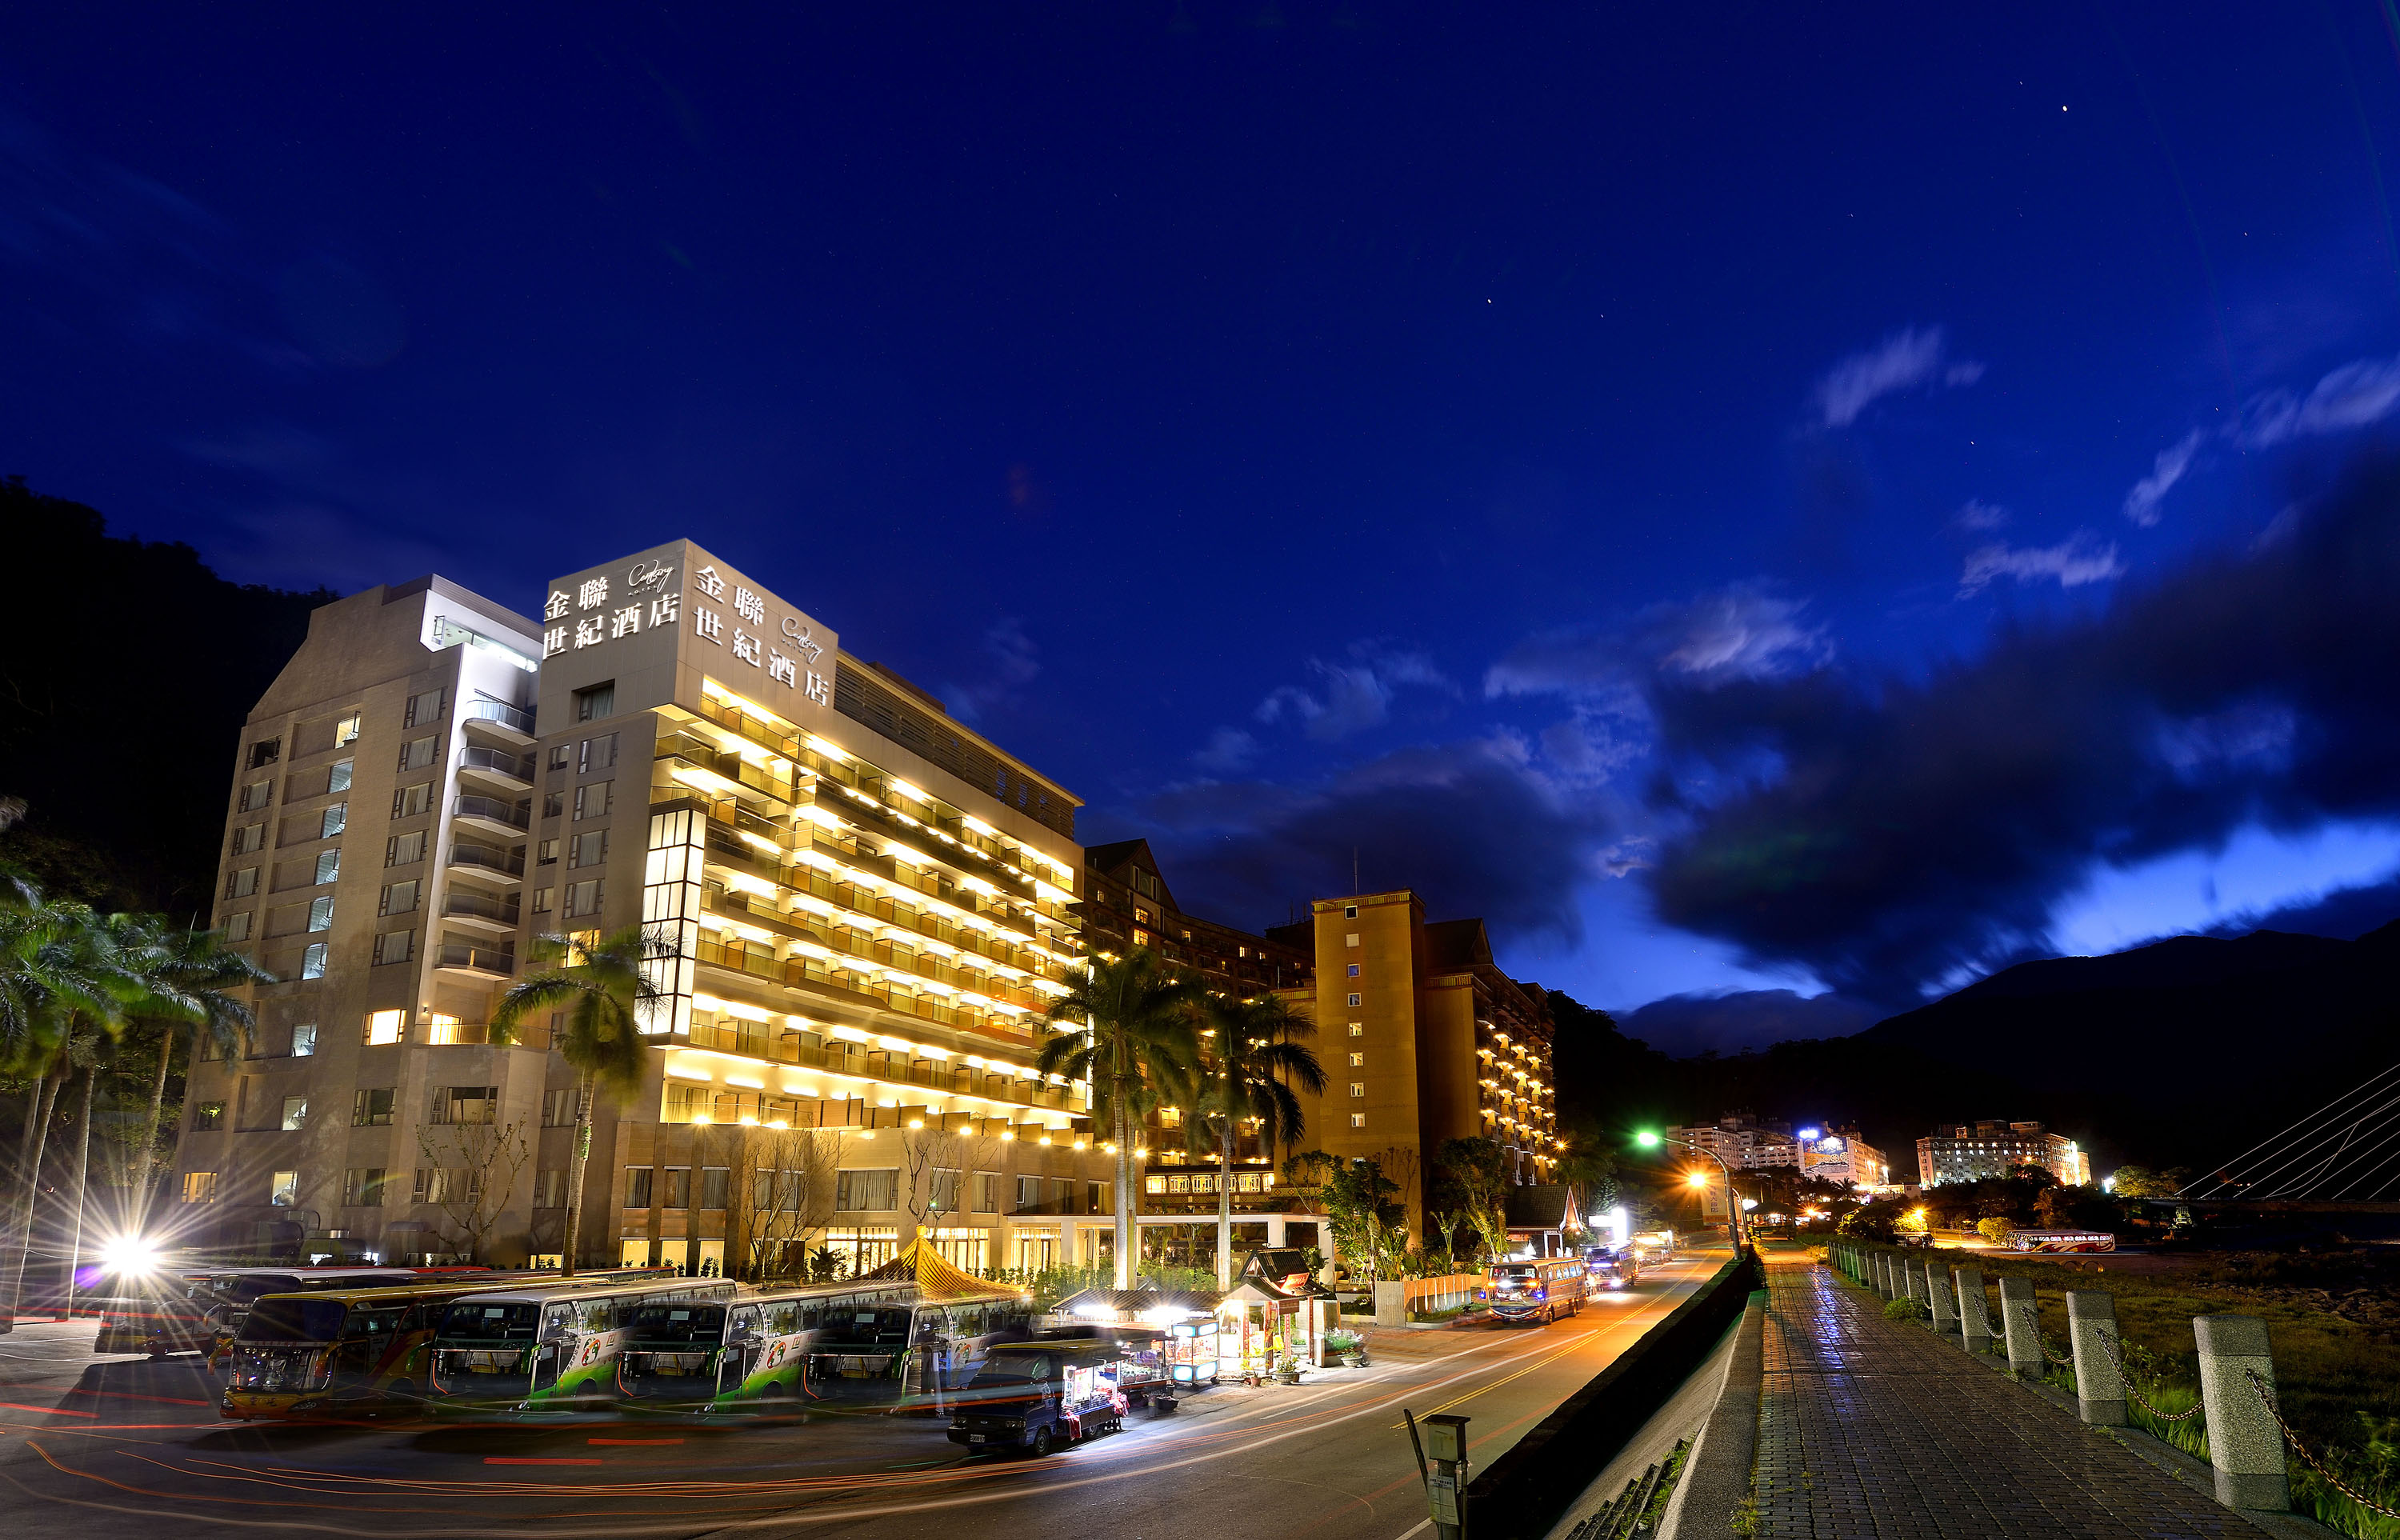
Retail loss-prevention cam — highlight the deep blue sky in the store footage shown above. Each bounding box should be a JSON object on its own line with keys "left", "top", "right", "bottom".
{"left": 12, "top": 6, "right": 2400, "bottom": 1053}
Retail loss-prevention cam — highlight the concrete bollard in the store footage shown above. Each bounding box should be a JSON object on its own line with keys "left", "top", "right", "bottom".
{"left": 1998, "top": 1277, "right": 2045, "bottom": 1379}
{"left": 1906, "top": 1257, "right": 1930, "bottom": 1309}
{"left": 2194, "top": 1314, "right": 2290, "bottom": 1513}
{"left": 1876, "top": 1253, "right": 1894, "bottom": 1298}
{"left": 2065, "top": 1291, "right": 2125, "bottom": 1426}
{"left": 1926, "top": 1265, "right": 1958, "bottom": 1333}
{"left": 1954, "top": 1265, "right": 1994, "bottom": 1355}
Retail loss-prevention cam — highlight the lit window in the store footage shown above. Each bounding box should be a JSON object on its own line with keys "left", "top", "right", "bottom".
{"left": 1346, "top": 964, "right": 1360, "bottom": 977}
{"left": 314, "top": 848, "right": 342, "bottom": 884}
{"left": 291, "top": 1022, "right": 317, "bottom": 1057}
{"left": 181, "top": 1171, "right": 219, "bottom": 1204}
{"left": 299, "top": 942, "right": 328, "bottom": 979}
{"left": 1349, "top": 1052, "right": 1364, "bottom": 1068}
{"left": 319, "top": 802, "right": 347, "bottom": 839}
{"left": 1349, "top": 1082, "right": 1366, "bottom": 1098}
{"left": 1349, "top": 1114, "right": 1366, "bottom": 1129}
{"left": 328, "top": 758, "right": 354, "bottom": 793}
{"left": 280, "top": 1096, "right": 308, "bottom": 1131}
{"left": 1345, "top": 933, "right": 1359, "bottom": 947}
{"left": 363, "top": 1009, "right": 406, "bottom": 1046}
{"left": 270, "top": 1170, "right": 299, "bottom": 1206}
{"left": 306, "top": 895, "right": 335, "bottom": 933}
{"left": 1348, "top": 1022, "right": 1362, "bottom": 1036}
{"left": 334, "top": 713, "right": 362, "bottom": 746}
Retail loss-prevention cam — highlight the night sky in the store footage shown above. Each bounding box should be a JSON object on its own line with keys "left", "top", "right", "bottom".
{"left": 11, "top": 6, "right": 2400, "bottom": 1054}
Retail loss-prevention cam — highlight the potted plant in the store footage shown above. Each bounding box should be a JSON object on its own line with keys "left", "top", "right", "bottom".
{"left": 1325, "top": 1329, "right": 1367, "bottom": 1368}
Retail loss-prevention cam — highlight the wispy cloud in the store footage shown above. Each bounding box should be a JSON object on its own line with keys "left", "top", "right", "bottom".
{"left": 2124, "top": 430, "right": 2202, "bottom": 527}
{"left": 2238, "top": 354, "right": 2400, "bottom": 447}
{"left": 1811, "top": 326, "right": 1985, "bottom": 429}
{"left": 1256, "top": 643, "right": 1453, "bottom": 742}
{"left": 1191, "top": 726, "right": 1258, "bottom": 774}
{"left": 939, "top": 618, "right": 1041, "bottom": 722}
{"left": 1958, "top": 531, "right": 2124, "bottom": 595}
{"left": 1954, "top": 499, "right": 2010, "bottom": 531}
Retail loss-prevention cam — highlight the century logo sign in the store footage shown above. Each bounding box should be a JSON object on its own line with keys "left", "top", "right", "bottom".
{"left": 542, "top": 557, "right": 832, "bottom": 706}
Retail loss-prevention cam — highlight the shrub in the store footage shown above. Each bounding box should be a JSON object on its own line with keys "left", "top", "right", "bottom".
{"left": 1882, "top": 1296, "right": 1921, "bottom": 1322}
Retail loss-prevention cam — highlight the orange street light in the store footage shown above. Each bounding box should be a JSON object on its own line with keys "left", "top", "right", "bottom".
{"left": 1686, "top": 1170, "right": 1710, "bottom": 1190}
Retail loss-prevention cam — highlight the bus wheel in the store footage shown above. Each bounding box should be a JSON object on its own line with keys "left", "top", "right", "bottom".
{"left": 1028, "top": 1426, "right": 1054, "bottom": 1459}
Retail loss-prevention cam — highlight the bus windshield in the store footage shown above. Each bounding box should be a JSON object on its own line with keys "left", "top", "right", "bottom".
{"left": 439, "top": 1301, "right": 541, "bottom": 1341}
{"left": 972, "top": 1352, "right": 1053, "bottom": 1385}
{"left": 1490, "top": 1264, "right": 1538, "bottom": 1281}
{"left": 628, "top": 1304, "right": 725, "bottom": 1342}
{"left": 226, "top": 1275, "right": 306, "bottom": 1306}
{"left": 242, "top": 1297, "right": 351, "bottom": 1342}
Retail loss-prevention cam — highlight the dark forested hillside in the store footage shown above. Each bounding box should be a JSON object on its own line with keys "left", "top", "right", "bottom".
{"left": 0, "top": 478, "right": 333, "bottom": 913}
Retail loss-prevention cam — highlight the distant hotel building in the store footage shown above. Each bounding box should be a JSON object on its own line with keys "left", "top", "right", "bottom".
{"left": 1798, "top": 1123, "right": 1891, "bottom": 1189}
{"left": 1917, "top": 1120, "right": 2091, "bottom": 1187}
{"left": 175, "top": 541, "right": 1121, "bottom": 1274}
{"left": 1267, "top": 892, "right": 1561, "bottom": 1240}
{"left": 1666, "top": 1111, "right": 1800, "bottom": 1173}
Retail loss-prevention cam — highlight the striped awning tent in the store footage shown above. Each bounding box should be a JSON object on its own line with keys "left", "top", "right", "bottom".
{"left": 856, "top": 1236, "right": 1020, "bottom": 1302}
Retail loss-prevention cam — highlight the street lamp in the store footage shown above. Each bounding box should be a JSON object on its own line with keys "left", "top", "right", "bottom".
{"left": 1636, "top": 1130, "right": 1750, "bottom": 1251}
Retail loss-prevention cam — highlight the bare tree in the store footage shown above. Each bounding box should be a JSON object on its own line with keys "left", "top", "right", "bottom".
{"left": 749, "top": 1126, "right": 845, "bottom": 1279}
{"left": 900, "top": 1122, "right": 1005, "bottom": 1253}
{"left": 415, "top": 1118, "right": 533, "bottom": 1264}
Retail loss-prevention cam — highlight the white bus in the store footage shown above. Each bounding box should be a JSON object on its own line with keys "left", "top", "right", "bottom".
{"left": 2007, "top": 1230, "right": 2116, "bottom": 1254}
{"left": 425, "top": 1275, "right": 737, "bottom": 1416}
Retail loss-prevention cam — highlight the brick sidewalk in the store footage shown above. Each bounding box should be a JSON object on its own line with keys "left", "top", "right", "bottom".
{"left": 1754, "top": 1260, "right": 2259, "bottom": 1538}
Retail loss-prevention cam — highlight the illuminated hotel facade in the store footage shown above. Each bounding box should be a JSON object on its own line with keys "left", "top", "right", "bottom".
{"left": 171, "top": 540, "right": 1118, "bottom": 1274}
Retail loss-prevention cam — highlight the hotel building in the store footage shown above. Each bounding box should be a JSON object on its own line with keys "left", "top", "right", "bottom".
{"left": 1916, "top": 1120, "right": 2092, "bottom": 1188}
{"left": 172, "top": 541, "right": 1118, "bottom": 1274}
{"left": 1269, "top": 891, "right": 1560, "bottom": 1241}
{"left": 1665, "top": 1112, "right": 1801, "bottom": 1174}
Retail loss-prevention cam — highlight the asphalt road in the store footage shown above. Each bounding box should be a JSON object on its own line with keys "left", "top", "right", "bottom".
{"left": 0, "top": 1251, "right": 1725, "bottom": 1540}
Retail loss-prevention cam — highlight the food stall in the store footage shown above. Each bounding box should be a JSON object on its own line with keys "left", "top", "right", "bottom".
{"left": 1049, "top": 1287, "right": 1223, "bottom": 1401}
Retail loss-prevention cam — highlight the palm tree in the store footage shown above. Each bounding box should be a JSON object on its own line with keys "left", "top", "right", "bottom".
{"left": 1039, "top": 949, "right": 1203, "bottom": 1289}
{"left": 1196, "top": 992, "right": 1325, "bottom": 1288}
{"left": 122, "top": 922, "right": 270, "bottom": 1222}
{"left": 490, "top": 925, "right": 673, "bottom": 1276}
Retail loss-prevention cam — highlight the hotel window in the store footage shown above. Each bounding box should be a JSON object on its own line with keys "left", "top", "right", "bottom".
{"left": 579, "top": 734, "right": 618, "bottom": 773}
{"left": 398, "top": 735, "right": 438, "bottom": 771}
{"left": 334, "top": 712, "right": 363, "bottom": 746}
{"left": 699, "top": 1167, "right": 730, "bottom": 1210}
{"left": 836, "top": 1169, "right": 899, "bottom": 1211}
{"left": 1014, "top": 1175, "right": 1042, "bottom": 1212}
{"left": 547, "top": 742, "right": 573, "bottom": 772}
{"left": 192, "top": 1102, "right": 224, "bottom": 1131}
{"left": 625, "top": 1166, "right": 654, "bottom": 1209}
{"left": 269, "top": 1170, "right": 299, "bottom": 1206}
{"left": 1347, "top": 993, "right": 1361, "bottom": 1008}
{"left": 542, "top": 790, "right": 564, "bottom": 818}
{"left": 1349, "top": 1052, "right": 1364, "bottom": 1068}
{"left": 564, "top": 878, "right": 603, "bottom": 918}
{"left": 404, "top": 687, "right": 447, "bottom": 727}
{"left": 661, "top": 1167, "right": 691, "bottom": 1209}
{"left": 222, "top": 911, "right": 253, "bottom": 942}
{"left": 1350, "top": 1082, "right": 1366, "bottom": 1098}
{"left": 1088, "top": 1181, "right": 1108, "bottom": 1214}
{"left": 353, "top": 1088, "right": 394, "bottom": 1126}
{"left": 314, "top": 848, "right": 342, "bottom": 884}
{"left": 306, "top": 895, "right": 336, "bottom": 933}
{"left": 1348, "top": 1022, "right": 1362, "bottom": 1036}
{"left": 385, "top": 830, "right": 426, "bottom": 866}
{"left": 239, "top": 779, "right": 274, "bottom": 812}
{"left": 363, "top": 1009, "right": 406, "bottom": 1046}
{"left": 300, "top": 942, "right": 329, "bottom": 979}
{"left": 392, "top": 782, "right": 432, "bottom": 818}
{"left": 379, "top": 879, "right": 419, "bottom": 916}
{"left": 1346, "top": 963, "right": 1359, "bottom": 977}
{"left": 291, "top": 1022, "right": 317, "bottom": 1057}
{"left": 434, "top": 1086, "right": 498, "bottom": 1126}
{"left": 233, "top": 823, "right": 266, "bottom": 855}
{"left": 1134, "top": 906, "right": 1152, "bottom": 925}
{"left": 541, "top": 1087, "right": 582, "bottom": 1126}
{"left": 1343, "top": 905, "right": 1358, "bottom": 918}
{"left": 533, "top": 1169, "right": 567, "bottom": 1208}
{"left": 974, "top": 1172, "right": 1000, "bottom": 1214}
{"left": 328, "top": 757, "right": 354, "bottom": 793}
{"left": 1345, "top": 933, "right": 1359, "bottom": 947}
{"left": 1132, "top": 929, "right": 1150, "bottom": 947}
{"left": 531, "top": 886, "right": 554, "bottom": 914}
{"left": 569, "top": 830, "right": 608, "bottom": 867}
{"left": 279, "top": 1096, "right": 308, "bottom": 1132}
{"left": 248, "top": 738, "right": 282, "bottom": 769}
{"left": 373, "top": 929, "right": 413, "bottom": 966}
{"left": 181, "top": 1171, "right": 220, "bottom": 1204}
{"left": 1349, "top": 1114, "right": 1366, "bottom": 1129}
{"left": 574, "top": 781, "right": 612, "bottom": 820}
{"left": 342, "top": 1168, "right": 388, "bottom": 1207}
{"left": 574, "top": 681, "right": 615, "bottom": 722}
{"left": 227, "top": 866, "right": 259, "bottom": 898}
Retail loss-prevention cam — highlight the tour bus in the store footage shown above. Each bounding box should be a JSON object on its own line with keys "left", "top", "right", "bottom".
{"left": 615, "top": 1280, "right": 909, "bottom": 1414}
{"left": 1479, "top": 1257, "right": 1590, "bottom": 1325}
{"left": 221, "top": 1278, "right": 546, "bottom": 1420}
{"left": 1581, "top": 1244, "right": 1639, "bottom": 1290}
{"left": 2006, "top": 1230, "right": 2117, "bottom": 1254}
{"left": 799, "top": 1280, "right": 1038, "bottom": 1406}
{"left": 946, "top": 1338, "right": 1129, "bottom": 1458}
{"left": 96, "top": 1266, "right": 425, "bottom": 1362}
{"left": 424, "top": 1275, "right": 738, "bottom": 1417}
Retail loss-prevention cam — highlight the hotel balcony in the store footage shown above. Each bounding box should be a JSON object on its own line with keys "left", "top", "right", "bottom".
{"left": 447, "top": 841, "right": 526, "bottom": 887}
{"left": 452, "top": 794, "right": 531, "bottom": 840}
{"left": 462, "top": 698, "right": 537, "bottom": 746}
{"left": 434, "top": 941, "right": 516, "bottom": 981}
{"left": 441, "top": 887, "right": 522, "bottom": 935}
{"left": 457, "top": 746, "right": 536, "bottom": 793}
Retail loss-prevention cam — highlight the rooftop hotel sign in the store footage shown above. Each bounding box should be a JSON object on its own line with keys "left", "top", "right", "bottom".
{"left": 537, "top": 539, "right": 841, "bottom": 736}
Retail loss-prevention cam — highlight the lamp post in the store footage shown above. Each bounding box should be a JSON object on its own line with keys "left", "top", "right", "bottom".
{"left": 1636, "top": 1131, "right": 1749, "bottom": 1251}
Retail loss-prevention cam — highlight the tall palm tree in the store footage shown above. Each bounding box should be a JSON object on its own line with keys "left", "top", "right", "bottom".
{"left": 490, "top": 925, "right": 673, "bottom": 1276}
{"left": 1039, "top": 949, "right": 1202, "bottom": 1289}
{"left": 123, "top": 923, "right": 270, "bottom": 1221}
{"left": 1196, "top": 993, "right": 1325, "bottom": 1288}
